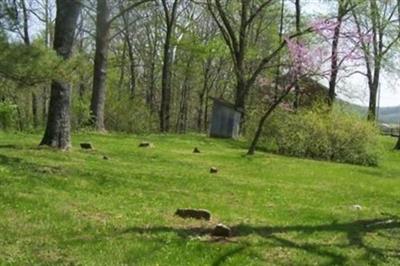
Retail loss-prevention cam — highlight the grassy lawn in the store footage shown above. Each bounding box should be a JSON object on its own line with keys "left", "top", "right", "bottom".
{"left": 0, "top": 132, "right": 399, "bottom": 265}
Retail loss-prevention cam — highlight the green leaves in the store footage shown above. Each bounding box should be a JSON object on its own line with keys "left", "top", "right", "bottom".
{"left": 0, "top": 39, "right": 84, "bottom": 86}
{"left": 0, "top": 100, "right": 17, "bottom": 130}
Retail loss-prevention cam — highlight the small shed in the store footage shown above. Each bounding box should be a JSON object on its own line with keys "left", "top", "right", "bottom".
{"left": 209, "top": 97, "right": 242, "bottom": 139}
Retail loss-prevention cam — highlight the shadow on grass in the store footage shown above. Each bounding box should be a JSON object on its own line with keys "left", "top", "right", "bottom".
{"left": 117, "top": 217, "right": 400, "bottom": 265}
{"left": 0, "top": 154, "right": 64, "bottom": 175}
{"left": 356, "top": 167, "right": 400, "bottom": 179}
{"left": 0, "top": 153, "right": 132, "bottom": 190}
{"left": 0, "top": 144, "right": 21, "bottom": 149}
{"left": 0, "top": 144, "right": 43, "bottom": 151}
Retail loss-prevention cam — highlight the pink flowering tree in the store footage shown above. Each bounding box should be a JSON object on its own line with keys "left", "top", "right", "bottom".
{"left": 310, "top": 9, "right": 371, "bottom": 105}
{"left": 247, "top": 15, "right": 368, "bottom": 155}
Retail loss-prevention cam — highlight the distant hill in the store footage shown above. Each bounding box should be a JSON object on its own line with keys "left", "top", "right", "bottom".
{"left": 377, "top": 106, "right": 400, "bottom": 124}
{"left": 296, "top": 78, "right": 400, "bottom": 124}
{"left": 337, "top": 101, "right": 400, "bottom": 125}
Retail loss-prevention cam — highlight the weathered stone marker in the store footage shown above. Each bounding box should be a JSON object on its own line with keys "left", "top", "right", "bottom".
{"left": 80, "top": 143, "right": 93, "bottom": 150}
{"left": 139, "top": 142, "right": 154, "bottom": 148}
{"left": 352, "top": 204, "right": 362, "bottom": 211}
{"left": 175, "top": 208, "right": 211, "bottom": 221}
{"left": 193, "top": 147, "right": 201, "bottom": 153}
{"left": 212, "top": 223, "right": 232, "bottom": 237}
{"left": 210, "top": 167, "right": 218, "bottom": 174}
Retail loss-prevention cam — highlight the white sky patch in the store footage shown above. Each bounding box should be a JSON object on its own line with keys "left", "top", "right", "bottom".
{"left": 301, "top": 0, "right": 400, "bottom": 107}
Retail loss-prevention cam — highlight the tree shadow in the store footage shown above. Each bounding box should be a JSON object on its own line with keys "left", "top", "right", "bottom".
{"left": 0, "top": 154, "right": 64, "bottom": 175}
{"left": 0, "top": 144, "right": 44, "bottom": 151}
{"left": 211, "top": 245, "right": 249, "bottom": 266}
{"left": 356, "top": 167, "right": 400, "bottom": 179}
{"left": 0, "top": 144, "right": 21, "bottom": 149}
{"left": 115, "top": 217, "right": 400, "bottom": 265}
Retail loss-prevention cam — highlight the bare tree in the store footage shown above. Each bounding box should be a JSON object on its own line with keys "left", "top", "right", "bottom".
{"left": 352, "top": 0, "right": 400, "bottom": 121}
{"left": 159, "top": 0, "right": 182, "bottom": 132}
{"left": 247, "top": 0, "right": 287, "bottom": 155}
{"left": 327, "top": 0, "right": 353, "bottom": 105}
{"left": 89, "top": 0, "right": 152, "bottom": 131}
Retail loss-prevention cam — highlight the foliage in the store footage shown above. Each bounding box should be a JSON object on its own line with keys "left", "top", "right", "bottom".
{"left": 105, "top": 96, "right": 158, "bottom": 134}
{"left": 0, "top": 1, "right": 18, "bottom": 31}
{"left": 0, "top": 39, "right": 77, "bottom": 86}
{"left": 0, "top": 100, "right": 17, "bottom": 130}
{"left": 253, "top": 104, "right": 382, "bottom": 166}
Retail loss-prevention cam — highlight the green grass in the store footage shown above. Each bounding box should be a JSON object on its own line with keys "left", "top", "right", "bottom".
{"left": 0, "top": 132, "right": 399, "bottom": 265}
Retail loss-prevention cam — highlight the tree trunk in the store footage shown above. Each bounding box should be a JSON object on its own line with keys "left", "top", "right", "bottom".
{"left": 117, "top": 40, "right": 127, "bottom": 93}
{"left": 122, "top": 12, "right": 137, "bottom": 99}
{"left": 42, "top": 87, "right": 48, "bottom": 124}
{"left": 367, "top": 81, "right": 379, "bottom": 121}
{"left": 197, "top": 91, "right": 204, "bottom": 132}
{"left": 160, "top": 24, "right": 173, "bottom": 132}
{"left": 77, "top": 82, "right": 85, "bottom": 126}
{"left": 197, "top": 59, "right": 211, "bottom": 132}
{"left": 235, "top": 77, "right": 247, "bottom": 132}
{"left": 293, "top": 0, "right": 301, "bottom": 109}
{"left": 32, "top": 92, "right": 39, "bottom": 129}
{"left": 20, "top": 0, "right": 39, "bottom": 129}
{"left": 176, "top": 61, "right": 191, "bottom": 133}
{"left": 235, "top": 77, "right": 247, "bottom": 110}
{"left": 204, "top": 90, "right": 210, "bottom": 132}
{"left": 89, "top": 0, "right": 110, "bottom": 131}
{"left": 160, "top": 0, "right": 180, "bottom": 132}
{"left": 42, "top": 0, "right": 50, "bottom": 126}
{"left": 126, "top": 33, "right": 137, "bottom": 99}
{"left": 248, "top": 87, "right": 293, "bottom": 155}
{"left": 40, "top": 0, "right": 81, "bottom": 149}
{"left": 11, "top": 95, "right": 24, "bottom": 131}
{"left": 395, "top": 134, "right": 400, "bottom": 150}
{"left": 328, "top": 2, "right": 345, "bottom": 105}
{"left": 146, "top": 60, "right": 156, "bottom": 114}
{"left": 21, "top": 0, "right": 30, "bottom": 45}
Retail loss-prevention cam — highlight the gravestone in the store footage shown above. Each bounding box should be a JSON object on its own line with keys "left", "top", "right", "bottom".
{"left": 80, "top": 143, "right": 93, "bottom": 150}
{"left": 212, "top": 223, "right": 232, "bottom": 237}
{"left": 210, "top": 167, "right": 218, "bottom": 174}
{"left": 139, "top": 141, "right": 154, "bottom": 148}
{"left": 175, "top": 208, "right": 211, "bottom": 221}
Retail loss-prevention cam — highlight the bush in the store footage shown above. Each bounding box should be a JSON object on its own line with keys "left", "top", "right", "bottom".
{"left": 0, "top": 100, "right": 17, "bottom": 130}
{"left": 254, "top": 105, "right": 381, "bottom": 166}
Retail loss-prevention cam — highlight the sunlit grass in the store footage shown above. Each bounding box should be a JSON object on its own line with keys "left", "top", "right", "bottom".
{"left": 0, "top": 132, "right": 399, "bottom": 265}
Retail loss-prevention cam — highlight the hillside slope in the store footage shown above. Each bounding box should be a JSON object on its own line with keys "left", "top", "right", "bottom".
{"left": 337, "top": 101, "right": 400, "bottom": 124}
{"left": 0, "top": 133, "right": 399, "bottom": 265}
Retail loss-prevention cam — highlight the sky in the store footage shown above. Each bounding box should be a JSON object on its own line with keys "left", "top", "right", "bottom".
{"left": 303, "top": 0, "right": 400, "bottom": 107}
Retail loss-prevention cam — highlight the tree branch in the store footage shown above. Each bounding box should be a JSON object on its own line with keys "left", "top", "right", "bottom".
{"left": 108, "top": 0, "right": 153, "bottom": 26}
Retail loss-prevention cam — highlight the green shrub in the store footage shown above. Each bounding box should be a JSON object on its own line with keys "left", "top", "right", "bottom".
{"left": 0, "top": 100, "right": 17, "bottom": 130}
{"left": 254, "top": 105, "right": 381, "bottom": 166}
{"left": 105, "top": 96, "right": 158, "bottom": 134}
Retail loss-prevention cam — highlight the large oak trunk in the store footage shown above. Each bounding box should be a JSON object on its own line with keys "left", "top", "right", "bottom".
{"left": 40, "top": 0, "right": 81, "bottom": 149}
